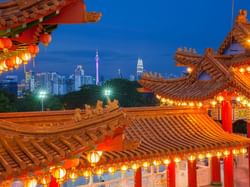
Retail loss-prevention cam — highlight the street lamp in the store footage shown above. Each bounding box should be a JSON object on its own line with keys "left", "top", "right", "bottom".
{"left": 104, "top": 89, "right": 111, "bottom": 97}
{"left": 38, "top": 90, "right": 47, "bottom": 111}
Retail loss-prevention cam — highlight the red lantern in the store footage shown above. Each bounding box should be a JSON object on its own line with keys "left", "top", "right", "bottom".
{"left": 19, "top": 52, "right": 32, "bottom": 64}
{"left": 5, "top": 58, "right": 14, "bottom": 70}
{"left": 40, "top": 33, "right": 52, "bottom": 47}
{"left": 0, "top": 38, "right": 12, "bottom": 52}
{"left": 28, "top": 45, "right": 40, "bottom": 57}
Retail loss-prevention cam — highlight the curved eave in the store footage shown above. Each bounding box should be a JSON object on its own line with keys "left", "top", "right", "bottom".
{"left": 0, "top": 108, "right": 126, "bottom": 180}
{"left": 90, "top": 107, "right": 250, "bottom": 166}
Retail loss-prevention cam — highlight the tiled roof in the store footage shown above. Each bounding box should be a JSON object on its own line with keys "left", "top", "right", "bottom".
{"left": 0, "top": 107, "right": 125, "bottom": 180}
{"left": 139, "top": 49, "right": 250, "bottom": 101}
{"left": 218, "top": 9, "right": 250, "bottom": 54}
{"left": 94, "top": 107, "right": 250, "bottom": 166}
{"left": 0, "top": 0, "right": 101, "bottom": 30}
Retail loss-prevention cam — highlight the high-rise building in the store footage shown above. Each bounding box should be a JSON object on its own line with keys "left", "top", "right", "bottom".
{"left": 0, "top": 75, "right": 18, "bottom": 95}
{"left": 95, "top": 50, "right": 99, "bottom": 85}
{"left": 83, "top": 75, "right": 94, "bottom": 85}
{"left": 74, "top": 65, "right": 84, "bottom": 91}
{"left": 136, "top": 58, "right": 144, "bottom": 79}
{"left": 25, "top": 71, "right": 35, "bottom": 92}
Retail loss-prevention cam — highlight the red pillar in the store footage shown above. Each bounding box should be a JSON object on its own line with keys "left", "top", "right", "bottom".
{"left": 49, "top": 177, "right": 59, "bottom": 187}
{"left": 247, "top": 122, "right": 250, "bottom": 186}
{"left": 221, "top": 99, "right": 233, "bottom": 187}
{"left": 211, "top": 156, "right": 221, "bottom": 185}
{"left": 188, "top": 160, "right": 197, "bottom": 187}
{"left": 167, "top": 162, "right": 176, "bottom": 187}
{"left": 224, "top": 153, "right": 234, "bottom": 187}
{"left": 134, "top": 167, "right": 142, "bottom": 187}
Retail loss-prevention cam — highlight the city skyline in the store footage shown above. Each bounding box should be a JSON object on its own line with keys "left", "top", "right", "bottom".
{"left": 0, "top": 0, "right": 249, "bottom": 79}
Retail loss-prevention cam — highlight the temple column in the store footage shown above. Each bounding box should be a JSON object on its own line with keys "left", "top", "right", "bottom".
{"left": 221, "top": 99, "right": 234, "bottom": 187}
{"left": 167, "top": 162, "right": 176, "bottom": 187}
{"left": 247, "top": 121, "right": 250, "bottom": 186}
{"left": 211, "top": 156, "right": 221, "bottom": 185}
{"left": 188, "top": 160, "right": 197, "bottom": 187}
{"left": 49, "top": 177, "right": 59, "bottom": 187}
{"left": 134, "top": 167, "right": 142, "bottom": 187}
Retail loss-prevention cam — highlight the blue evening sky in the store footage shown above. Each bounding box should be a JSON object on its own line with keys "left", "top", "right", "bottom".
{"left": 2, "top": 0, "right": 250, "bottom": 80}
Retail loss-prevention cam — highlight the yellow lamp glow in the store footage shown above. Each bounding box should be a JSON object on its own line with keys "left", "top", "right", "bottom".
{"left": 68, "top": 168, "right": 78, "bottom": 182}
{"left": 20, "top": 52, "right": 32, "bottom": 64}
{"left": 39, "top": 174, "right": 51, "bottom": 187}
{"left": 239, "top": 68, "right": 245, "bottom": 73}
{"left": 217, "top": 96, "right": 224, "bottom": 102}
{"left": 108, "top": 167, "right": 115, "bottom": 174}
{"left": 174, "top": 157, "right": 181, "bottom": 163}
{"left": 121, "top": 165, "right": 128, "bottom": 172}
{"left": 163, "top": 159, "right": 170, "bottom": 165}
{"left": 247, "top": 66, "right": 250, "bottom": 72}
{"left": 240, "top": 148, "right": 247, "bottom": 154}
{"left": 153, "top": 160, "right": 161, "bottom": 166}
{"left": 206, "top": 153, "right": 212, "bottom": 159}
{"left": 83, "top": 170, "right": 92, "bottom": 178}
{"left": 96, "top": 168, "right": 104, "bottom": 176}
{"left": 198, "top": 154, "right": 205, "bottom": 160}
{"left": 26, "top": 178, "right": 37, "bottom": 187}
{"left": 187, "top": 67, "right": 193, "bottom": 73}
{"left": 216, "top": 152, "right": 222, "bottom": 158}
{"left": 188, "top": 155, "right": 196, "bottom": 161}
{"left": 131, "top": 163, "right": 139, "bottom": 170}
{"left": 142, "top": 161, "right": 150, "bottom": 168}
{"left": 223, "top": 150, "right": 230, "bottom": 156}
{"left": 232, "top": 149, "right": 240, "bottom": 155}
{"left": 87, "top": 151, "right": 102, "bottom": 165}
{"left": 51, "top": 166, "right": 66, "bottom": 184}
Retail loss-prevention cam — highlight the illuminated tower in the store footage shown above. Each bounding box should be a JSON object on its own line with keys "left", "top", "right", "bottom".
{"left": 96, "top": 50, "right": 99, "bottom": 85}
{"left": 136, "top": 58, "right": 144, "bottom": 79}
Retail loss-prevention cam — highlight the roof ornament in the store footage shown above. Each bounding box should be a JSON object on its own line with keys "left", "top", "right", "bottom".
{"left": 184, "top": 47, "right": 188, "bottom": 52}
{"left": 94, "top": 100, "right": 104, "bottom": 115}
{"left": 236, "top": 9, "right": 248, "bottom": 24}
{"left": 106, "top": 99, "right": 119, "bottom": 111}
{"left": 177, "top": 48, "right": 182, "bottom": 52}
{"left": 73, "top": 108, "right": 82, "bottom": 122}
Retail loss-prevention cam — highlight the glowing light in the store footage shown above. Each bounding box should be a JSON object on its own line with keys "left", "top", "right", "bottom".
{"left": 198, "top": 154, "right": 205, "bottom": 160}
{"left": 174, "top": 157, "right": 181, "bottom": 163}
{"left": 131, "top": 163, "right": 139, "bottom": 170}
{"left": 39, "top": 174, "right": 51, "bottom": 186}
{"left": 83, "top": 170, "right": 92, "bottom": 178}
{"left": 96, "top": 168, "right": 104, "bottom": 176}
{"left": 242, "top": 100, "right": 248, "bottom": 106}
{"left": 188, "top": 155, "right": 196, "bottom": 161}
{"left": 163, "top": 159, "right": 170, "bottom": 165}
{"left": 26, "top": 178, "right": 37, "bottom": 187}
{"left": 187, "top": 67, "right": 193, "bottom": 73}
{"left": 239, "top": 68, "right": 245, "bottom": 73}
{"left": 189, "top": 102, "right": 194, "bottom": 107}
{"left": 236, "top": 96, "right": 242, "bottom": 102}
{"left": 19, "top": 52, "right": 32, "bottom": 64}
{"left": 232, "top": 149, "right": 240, "bottom": 155}
{"left": 51, "top": 166, "right": 66, "bottom": 184}
{"left": 108, "top": 167, "right": 115, "bottom": 174}
{"left": 87, "top": 151, "right": 102, "bottom": 165}
{"left": 216, "top": 152, "right": 222, "bottom": 158}
{"left": 211, "top": 100, "right": 217, "bottom": 106}
{"left": 121, "top": 165, "right": 128, "bottom": 172}
{"left": 197, "top": 102, "right": 203, "bottom": 107}
{"left": 240, "top": 148, "right": 247, "bottom": 154}
{"left": 161, "top": 98, "right": 166, "bottom": 103}
{"left": 153, "top": 160, "right": 161, "bottom": 166}
{"left": 206, "top": 153, "right": 212, "bottom": 159}
{"left": 68, "top": 168, "right": 78, "bottom": 182}
{"left": 156, "top": 95, "right": 161, "bottom": 100}
{"left": 104, "top": 89, "right": 111, "bottom": 97}
{"left": 247, "top": 66, "right": 250, "bottom": 72}
{"left": 217, "top": 96, "right": 224, "bottom": 102}
{"left": 142, "top": 161, "right": 150, "bottom": 168}
{"left": 223, "top": 150, "right": 230, "bottom": 156}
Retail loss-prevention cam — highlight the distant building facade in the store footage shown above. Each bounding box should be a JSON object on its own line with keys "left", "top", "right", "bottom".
{"left": 136, "top": 58, "right": 144, "bottom": 79}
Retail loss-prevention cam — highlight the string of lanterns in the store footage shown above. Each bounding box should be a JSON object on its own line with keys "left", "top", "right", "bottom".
{"left": 0, "top": 33, "right": 52, "bottom": 73}
{"left": 2, "top": 147, "right": 247, "bottom": 187}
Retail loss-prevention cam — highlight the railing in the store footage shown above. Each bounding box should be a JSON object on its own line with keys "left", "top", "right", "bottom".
{"left": 77, "top": 164, "right": 211, "bottom": 187}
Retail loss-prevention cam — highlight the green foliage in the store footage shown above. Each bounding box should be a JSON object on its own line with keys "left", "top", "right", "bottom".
{"left": 62, "top": 79, "right": 158, "bottom": 109}
{"left": 0, "top": 79, "right": 157, "bottom": 112}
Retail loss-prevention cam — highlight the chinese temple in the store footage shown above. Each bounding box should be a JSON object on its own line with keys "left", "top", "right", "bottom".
{"left": 0, "top": 0, "right": 101, "bottom": 72}
{"left": 0, "top": 0, "right": 249, "bottom": 187}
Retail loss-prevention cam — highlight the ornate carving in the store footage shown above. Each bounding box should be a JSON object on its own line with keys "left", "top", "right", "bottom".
{"left": 106, "top": 99, "right": 119, "bottom": 111}
{"left": 84, "top": 104, "right": 93, "bottom": 119}
{"left": 73, "top": 108, "right": 82, "bottom": 122}
{"left": 95, "top": 100, "right": 104, "bottom": 115}
{"left": 236, "top": 9, "right": 248, "bottom": 24}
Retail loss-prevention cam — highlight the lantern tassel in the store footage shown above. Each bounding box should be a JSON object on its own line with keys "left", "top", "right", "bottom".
{"left": 23, "top": 64, "right": 26, "bottom": 74}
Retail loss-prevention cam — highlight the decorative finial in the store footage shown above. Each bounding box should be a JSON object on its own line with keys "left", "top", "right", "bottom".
{"left": 236, "top": 9, "right": 248, "bottom": 24}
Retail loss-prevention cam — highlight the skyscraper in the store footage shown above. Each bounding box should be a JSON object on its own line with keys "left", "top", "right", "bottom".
{"left": 74, "top": 65, "right": 84, "bottom": 91}
{"left": 95, "top": 50, "right": 99, "bottom": 85}
{"left": 136, "top": 58, "right": 144, "bottom": 79}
